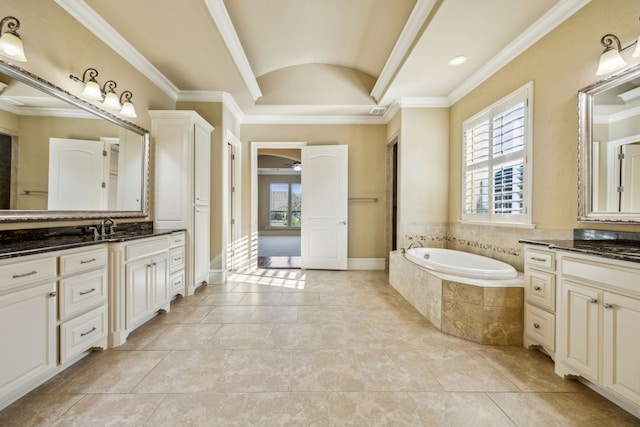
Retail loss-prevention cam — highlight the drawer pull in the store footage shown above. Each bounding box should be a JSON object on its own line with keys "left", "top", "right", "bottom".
{"left": 533, "top": 286, "right": 542, "bottom": 291}
{"left": 603, "top": 303, "right": 614, "bottom": 309}
{"left": 80, "top": 258, "right": 97, "bottom": 264}
{"left": 533, "top": 323, "right": 540, "bottom": 329}
{"left": 80, "top": 327, "right": 97, "bottom": 337}
{"left": 174, "top": 256, "right": 182, "bottom": 262}
{"left": 50, "top": 291, "right": 57, "bottom": 297}
{"left": 175, "top": 280, "right": 182, "bottom": 286}
{"left": 79, "top": 288, "right": 97, "bottom": 296}
{"left": 588, "top": 298, "right": 598, "bottom": 304}
{"left": 530, "top": 257, "right": 547, "bottom": 262}
{"left": 12, "top": 270, "right": 37, "bottom": 279}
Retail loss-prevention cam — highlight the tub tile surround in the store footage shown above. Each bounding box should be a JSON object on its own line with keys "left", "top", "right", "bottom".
{"left": 389, "top": 251, "right": 524, "bottom": 345}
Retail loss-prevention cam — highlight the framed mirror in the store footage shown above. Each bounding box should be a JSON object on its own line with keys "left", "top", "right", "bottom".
{"left": 0, "top": 59, "right": 149, "bottom": 222}
{"left": 578, "top": 62, "right": 640, "bottom": 223}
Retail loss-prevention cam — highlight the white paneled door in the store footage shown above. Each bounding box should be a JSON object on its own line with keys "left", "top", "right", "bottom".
{"left": 301, "top": 145, "right": 348, "bottom": 270}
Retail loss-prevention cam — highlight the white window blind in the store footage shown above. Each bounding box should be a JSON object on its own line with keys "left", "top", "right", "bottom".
{"left": 462, "top": 82, "right": 533, "bottom": 225}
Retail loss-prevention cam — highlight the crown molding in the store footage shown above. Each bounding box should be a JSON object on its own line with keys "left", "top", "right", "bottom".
{"left": 242, "top": 114, "right": 387, "bottom": 125}
{"left": 54, "top": 0, "right": 180, "bottom": 101}
{"left": 177, "top": 90, "right": 245, "bottom": 124}
{"left": 447, "top": 0, "right": 592, "bottom": 105}
{"left": 203, "top": 0, "right": 262, "bottom": 102}
{"left": 396, "top": 97, "right": 450, "bottom": 108}
{"left": 370, "top": 0, "right": 439, "bottom": 102}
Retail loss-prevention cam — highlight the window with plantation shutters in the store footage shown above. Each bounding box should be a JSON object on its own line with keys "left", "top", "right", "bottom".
{"left": 462, "top": 82, "right": 533, "bottom": 226}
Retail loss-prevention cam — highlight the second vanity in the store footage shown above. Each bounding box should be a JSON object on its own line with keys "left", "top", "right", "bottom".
{"left": 0, "top": 222, "right": 186, "bottom": 410}
{"left": 521, "top": 230, "right": 640, "bottom": 418}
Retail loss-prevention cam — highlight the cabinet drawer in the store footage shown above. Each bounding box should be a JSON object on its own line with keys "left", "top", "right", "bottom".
{"left": 0, "top": 257, "right": 57, "bottom": 292}
{"left": 59, "top": 269, "right": 107, "bottom": 320}
{"left": 169, "top": 247, "right": 185, "bottom": 272}
{"left": 525, "top": 248, "right": 555, "bottom": 271}
{"left": 125, "top": 237, "right": 169, "bottom": 261}
{"left": 525, "top": 269, "right": 555, "bottom": 311}
{"left": 170, "top": 270, "right": 185, "bottom": 296}
{"left": 524, "top": 303, "right": 555, "bottom": 352}
{"left": 170, "top": 232, "right": 186, "bottom": 248}
{"left": 59, "top": 305, "right": 107, "bottom": 364}
{"left": 59, "top": 247, "right": 108, "bottom": 276}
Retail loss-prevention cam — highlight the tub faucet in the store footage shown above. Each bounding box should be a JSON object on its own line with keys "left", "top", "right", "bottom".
{"left": 402, "top": 241, "right": 423, "bottom": 253}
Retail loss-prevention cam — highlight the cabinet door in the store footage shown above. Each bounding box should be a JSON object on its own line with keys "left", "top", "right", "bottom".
{"left": 194, "top": 205, "right": 210, "bottom": 286}
{"left": 603, "top": 292, "right": 640, "bottom": 406}
{"left": 0, "top": 282, "right": 56, "bottom": 402}
{"left": 194, "top": 123, "right": 211, "bottom": 205}
{"left": 560, "top": 280, "right": 601, "bottom": 382}
{"left": 152, "top": 254, "right": 169, "bottom": 310}
{"left": 126, "top": 258, "right": 151, "bottom": 329}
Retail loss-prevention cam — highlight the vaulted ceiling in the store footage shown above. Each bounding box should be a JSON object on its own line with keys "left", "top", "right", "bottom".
{"left": 55, "top": 0, "right": 590, "bottom": 122}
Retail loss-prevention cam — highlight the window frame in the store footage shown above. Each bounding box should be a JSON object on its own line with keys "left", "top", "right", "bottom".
{"left": 268, "top": 182, "right": 301, "bottom": 228}
{"left": 461, "top": 81, "right": 534, "bottom": 227}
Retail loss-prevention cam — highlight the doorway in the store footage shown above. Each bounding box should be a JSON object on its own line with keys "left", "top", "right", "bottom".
{"left": 386, "top": 135, "right": 399, "bottom": 258}
{"left": 256, "top": 149, "right": 302, "bottom": 269}
{"left": 0, "top": 133, "right": 11, "bottom": 209}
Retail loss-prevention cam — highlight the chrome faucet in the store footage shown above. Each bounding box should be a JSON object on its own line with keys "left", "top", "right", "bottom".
{"left": 406, "top": 240, "right": 424, "bottom": 250}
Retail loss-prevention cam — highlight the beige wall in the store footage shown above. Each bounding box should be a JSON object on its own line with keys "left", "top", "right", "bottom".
{"left": 241, "top": 124, "right": 388, "bottom": 259}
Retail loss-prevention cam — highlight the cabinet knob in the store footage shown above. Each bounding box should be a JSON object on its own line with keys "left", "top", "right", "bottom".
{"left": 588, "top": 298, "right": 598, "bottom": 304}
{"left": 533, "top": 323, "right": 540, "bottom": 329}
{"left": 49, "top": 291, "right": 57, "bottom": 297}
{"left": 533, "top": 286, "right": 541, "bottom": 291}
{"left": 603, "top": 303, "right": 614, "bottom": 309}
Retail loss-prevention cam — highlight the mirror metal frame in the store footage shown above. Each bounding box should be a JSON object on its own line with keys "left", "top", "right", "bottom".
{"left": 0, "top": 59, "right": 150, "bottom": 222}
{"left": 578, "top": 62, "right": 640, "bottom": 223}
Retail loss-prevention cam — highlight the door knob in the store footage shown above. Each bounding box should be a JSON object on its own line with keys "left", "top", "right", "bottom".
{"left": 340, "top": 220, "right": 347, "bottom": 225}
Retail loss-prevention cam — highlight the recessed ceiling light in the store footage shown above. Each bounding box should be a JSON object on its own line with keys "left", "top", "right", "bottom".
{"left": 448, "top": 55, "right": 468, "bottom": 66}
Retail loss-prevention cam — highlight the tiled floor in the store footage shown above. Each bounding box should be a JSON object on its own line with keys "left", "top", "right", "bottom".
{"left": 1, "top": 269, "right": 639, "bottom": 426}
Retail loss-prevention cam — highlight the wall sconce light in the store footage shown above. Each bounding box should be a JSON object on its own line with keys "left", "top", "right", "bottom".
{"left": 0, "top": 16, "right": 27, "bottom": 62}
{"left": 596, "top": 21, "right": 640, "bottom": 76}
{"left": 70, "top": 68, "right": 137, "bottom": 118}
{"left": 69, "top": 68, "right": 104, "bottom": 101}
{"left": 119, "top": 91, "right": 137, "bottom": 118}
{"left": 102, "top": 80, "right": 121, "bottom": 110}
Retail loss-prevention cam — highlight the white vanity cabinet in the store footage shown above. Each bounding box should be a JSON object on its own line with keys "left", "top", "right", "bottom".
{"left": 58, "top": 246, "right": 108, "bottom": 365}
{"left": 555, "top": 252, "right": 640, "bottom": 417}
{"left": 108, "top": 235, "right": 172, "bottom": 347}
{"left": 0, "top": 254, "right": 57, "bottom": 408}
{"left": 522, "top": 245, "right": 557, "bottom": 358}
{"left": 150, "top": 110, "right": 214, "bottom": 295}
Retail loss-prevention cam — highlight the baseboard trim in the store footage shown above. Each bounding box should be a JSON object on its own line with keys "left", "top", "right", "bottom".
{"left": 348, "top": 258, "right": 386, "bottom": 270}
{"left": 208, "top": 269, "right": 225, "bottom": 285}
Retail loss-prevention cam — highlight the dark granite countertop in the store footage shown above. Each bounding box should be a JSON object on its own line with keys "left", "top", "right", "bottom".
{"left": 520, "top": 229, "right": 640, "bottom": 264}
{"left": 0, "top": 222, "right": 185, "bottom": 260}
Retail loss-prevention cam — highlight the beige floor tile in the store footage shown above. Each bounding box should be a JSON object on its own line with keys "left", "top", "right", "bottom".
{"left": 0, "top": 392, "right": 84, "bottom": 427}
{"left": 249, "top": 306, "right": 298, "bottom": 323}
{"left": 154, "top": 305, "right": 214, "bottom": 324}
{"left": 407, "top": 391, "right": 516, "bottom": 426}
{"left": 353, "top": 350, "right": 443, "bottom": 391}
{"left": 420, "top": 350, "right": 519, "bottom": 392}
{"left": 143, "top": 323, "right": 221, "bottom": 350}
{"left": 144, "top": 393, "right": 252, "bottom": 426}
{"left": 132, "top": 349, "right": 230, "bottom": 393}
{"left": 216, "top": 350, "right": 292, "bottom": 392}
{"left": 202, "top": 305, "right": 257, "bottom": 323}
{"left": 54, "top": 351, "right": 167, "bottom": 394}
{"left": 242, "top": 392, "right": 330, "bottom": 426}
{"left": 111, "top": 322, "right": 170, "bottom": 351}
{"left": 489, "top": 392, "right": 620, "bottom": 427}
{"left": 238, "top": 292, "right": 284, "bottom": 305}
{"left": 200, "top": 292, "right": 246, "bottom": 306}
{"left": 478, "top": 347, "right": 585, "bottom": 392}
{"left": 288, "top": 350, "right": 368, "bottom": 392}
{"left": 296, "top": 305, "right": 347, "bottom": 323}
{"left": 51, "top": 394, "right": 164, "bottom": 426}
{"left": 327, "top": 391, "right": 423, "bottom": 426}
{"left": 209, "top": 323, "right": 275, "bottom": 349}
{"left": 270, "top": 323, "right": 324, "bottom": 349}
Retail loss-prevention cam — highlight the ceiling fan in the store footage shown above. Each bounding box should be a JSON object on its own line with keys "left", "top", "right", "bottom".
{"left": 283, "top": 161, "right": 302, "bottom": 171}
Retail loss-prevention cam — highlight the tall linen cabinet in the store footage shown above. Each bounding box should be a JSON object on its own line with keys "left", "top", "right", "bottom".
{"left": 150, "top": 111, "right": 214, "bottom": 296}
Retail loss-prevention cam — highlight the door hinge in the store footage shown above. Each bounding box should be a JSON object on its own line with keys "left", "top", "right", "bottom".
{"left": 231, "top": 219, "right": 235, "bottom": 225}
{"left": 102, "top": 150, "right": 108, "bottom": 157}
{"left": 231, "top": 186, "right": 235, "bottom": 193}
{"left": 618, "top": 186, "right": 624, "bottom": 193}
{"left": 231, "top": 154, "right": 235, "bottom": 160}
{"left": 101, "top": 182, "right": 106, "bottom": 188}
{"left": 618, "top": 153, "right": 625, "bottom": 160}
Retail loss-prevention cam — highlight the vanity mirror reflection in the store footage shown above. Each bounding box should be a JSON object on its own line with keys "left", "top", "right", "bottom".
{"left": 0, "top": 59, "right": 149, "bottom": 222}
{"left": 578, "top": 63, "right": 640, "bottom": 223}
